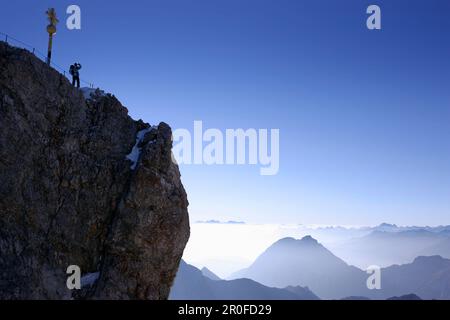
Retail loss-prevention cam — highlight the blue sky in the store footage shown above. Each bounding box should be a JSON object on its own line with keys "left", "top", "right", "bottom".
{"left": 1, "top": 0, "right": 450, "bottom": 226}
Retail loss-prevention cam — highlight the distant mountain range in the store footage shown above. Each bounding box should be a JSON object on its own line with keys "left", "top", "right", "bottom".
{"left": 196, "top": 220, "right": 246, "bottom": 224}
{"left": 229, "top": 236, "right": 450, "bottom": 300}
{"left": 331, "top": 228, "right": 450, "bottom": 268}
{"left": 174, "top": 223, "right": 450, "bottom": 300}
{"left": 170, "top": 260, "right": 319, "bottom": 300}
{"left": 370, "top": 223, "right": 450, "bottom": 234}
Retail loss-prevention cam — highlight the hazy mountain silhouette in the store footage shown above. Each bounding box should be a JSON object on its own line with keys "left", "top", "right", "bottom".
{"left": 201, "top": 267, "right": 221, "bottom": 281}
{"left": 332, "top": 229, "right": 450, "bottom": 268}
{"left": 371, "top": 223, "right": 450, "bottom": 234}
{"left": 372, "top": 223, "right": 400, "bottom": 233}
{"left": 170, "top": 260, "right": 319, "bottom": 300}
{"left": 230, "top": 236, "right": 368, "bottom": 299}
{"left": 387, "top": 294, "right": 422, "bottom": 300}
{"left": 284, "top": 285, "right": 320, "bottom": 299}
{"left": 231, "top": 236, "right": 450, "bottom": 300}
{"left": 370, "top": 255, "right": 450, "bottom": 300}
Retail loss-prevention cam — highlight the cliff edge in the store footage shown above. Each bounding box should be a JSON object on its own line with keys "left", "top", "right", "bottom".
{"left": 0, "top": 42, "right": 190, "bottom": 299}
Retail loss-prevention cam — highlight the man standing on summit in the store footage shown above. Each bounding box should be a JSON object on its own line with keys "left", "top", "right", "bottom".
{"left": 69, "top": 63, "right": 82, "bottom": 88}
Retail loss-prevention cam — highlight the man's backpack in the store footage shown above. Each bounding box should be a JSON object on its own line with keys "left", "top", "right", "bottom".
{"left": 69, "top": 65, "right": 75, "bottom": 76}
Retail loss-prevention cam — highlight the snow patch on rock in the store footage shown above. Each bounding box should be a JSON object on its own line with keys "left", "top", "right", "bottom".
{"left": 81, "top": 272, "right": 100, "bottom": 288}
{"left": 126, "top": 127, "right": 152, "bottom": 170}
{"left": 81, "top": 87, "right": 106, "bottom": 100}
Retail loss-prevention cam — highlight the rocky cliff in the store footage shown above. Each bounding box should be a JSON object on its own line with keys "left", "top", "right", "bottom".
{"left": 0, "top": 41, "right": 190, "bottom": 299}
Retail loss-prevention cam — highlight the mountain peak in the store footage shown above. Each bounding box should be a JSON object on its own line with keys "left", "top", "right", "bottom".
{"left": 276, "top": 237, "right": 296, "bottom": 243}
{"left": 375, "top": 223, "right": 399, "bottom": 230}
{"left": 275, "top": 235, "right": 320, "bottom": 246}
{"left": 301, "top": 235, "right": 319, "bottom": 244}
{"left": 413, "top": 255, "right": 445, "bottom": 264}
{"left": 231, "top": 235, "right": 362, "bottom": 299}
{"left": 0, "top": 41, "right": 190, "bottom": 299}
{"left": 201, "top": 267, "right": 221, "bottom": 281}
{"left": 379, "top": 223, "right": 397, "bottom": 228}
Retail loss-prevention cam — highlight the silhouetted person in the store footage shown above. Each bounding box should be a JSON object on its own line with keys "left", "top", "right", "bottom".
{"left": 69, "top": 63, "right": 82, "bottom": 88}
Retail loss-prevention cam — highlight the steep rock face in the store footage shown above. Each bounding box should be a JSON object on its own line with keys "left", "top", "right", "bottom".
{"left": 0, "top": 42, "right": 190, "bottom": 299}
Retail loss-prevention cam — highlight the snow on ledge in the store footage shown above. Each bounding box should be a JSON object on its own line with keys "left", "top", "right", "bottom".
{"left": 126, "top": 127, "right": 153, "bottom": 170}
{"left": 80, "top": 272, "right": 100, "bottom": 288}
{"left": 80, "top": 87, "right": 106, "bottom": 100}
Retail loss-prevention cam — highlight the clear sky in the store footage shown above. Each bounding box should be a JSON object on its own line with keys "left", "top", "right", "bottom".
{"left": 1, "top": 0, "right": 450, "bottom": 226}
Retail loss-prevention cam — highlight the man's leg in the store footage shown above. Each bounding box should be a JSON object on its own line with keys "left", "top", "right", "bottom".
{"left": 72, "top": 77, "right": 75, "bottom": 86}
{"left": 76, "top": 77, "right": 80, "bottom": 88}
